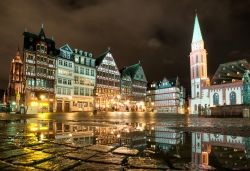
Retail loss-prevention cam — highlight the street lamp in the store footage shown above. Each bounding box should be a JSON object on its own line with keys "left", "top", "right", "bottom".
{"left": 117, "top": 95, "right": 121, "bottom": 111}
{"left": 40, "top": 95, "right": 45, "bottom": 101}
{"left": 117, "top": 134, "right": 121, "bottom": 146}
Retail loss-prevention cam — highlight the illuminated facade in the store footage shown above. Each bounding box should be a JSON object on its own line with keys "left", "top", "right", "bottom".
{"left": 146, "top": 77, "right": 185, "bottom": 113}
{"left": 55, "top": 44, "right": 74, "bottom": 112}
{"left": 95, "top": 48, "right": 120, "bottom": 111}
{"left": 189, "top": 14, "right": 250, "bottom": 114}
{"left": 189, "top": 14, "right": 210, "bottom": 114}
{"left": 23, "top": 25, "right": 58, "bottom": 113}
{"left": 146, "top": 123, "right": 183, "bottom": 151}
{"left": 7, "top": 50, "right": 25, "bottom": 107}
{"left": 72, "top": 48, "right": 96, "bottom": 111}
{"left": 120, "top": 62, "right": 147, "bottom": 111}
{"left": 191, "top": 132, "right": 250, "bottom": 170}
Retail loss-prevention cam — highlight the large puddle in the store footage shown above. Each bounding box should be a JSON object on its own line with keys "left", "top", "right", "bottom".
{"left": 0, "top": 113, "right": 249, "bottom": 170}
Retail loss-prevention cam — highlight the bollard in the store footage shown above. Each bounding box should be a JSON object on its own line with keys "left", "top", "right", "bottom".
{"left": 243, "top": 108, "right": 250, "bottom": 118}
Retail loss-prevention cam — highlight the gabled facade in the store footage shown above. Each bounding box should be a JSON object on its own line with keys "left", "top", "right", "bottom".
{"left": 122, "top": 62, "right": 147, "bottom": 100}
{"left": 146, "top": 77, "right": 185, "bottom": 113}
{"left": 120, "top": 71, "right": 132, "bottom": 101}
{"left": 72, "top": 48, "right": 96, "bottom": 111}
{"left": 55, "top": 44, "right": 74, "bottom": 112}
{"left": 95, "top": 49, "right": 121, "bottom": 111}
{"left": 120, "top": 62, "right": 147, "bottom": 111}
{"left": 23, "top": 25, "right": 59, "bottom": 113}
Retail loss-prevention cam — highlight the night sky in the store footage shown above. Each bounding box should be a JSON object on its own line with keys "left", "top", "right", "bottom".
{"left": 1, "top": 0, "right": 250, "bottom": 94}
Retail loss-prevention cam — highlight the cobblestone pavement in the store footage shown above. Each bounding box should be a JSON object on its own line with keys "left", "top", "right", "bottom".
{"left": 0, "top": 113, "right": 249, "bottom": 170}
{"left": 0, "top": 140, "right": 170, "bottom": 170}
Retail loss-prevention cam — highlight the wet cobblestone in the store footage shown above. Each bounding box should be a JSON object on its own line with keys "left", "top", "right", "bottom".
{"left": 71, "top": 162, "right": 122, "bottom": 171}
{"left": 65, "top": 149, "right": 98, "bottom": 161}
{"left": 86, "top": 144, "right": 115, "bottom": 153}
{"left": 0, "top": 148, "right": 33, "bottom": 160}
{"left": 34, "top": 156, "right": 80, "bottom": 171}
{"left": 87, "top": 153, "right": 126, "bottom": 165}
{"left": 127, "top": 157, "right": 169, "bottom": 170}
{"left": 6, "top": 151, "right": 53, "bottom": 166}
{"left": 0, "top": 113, "right": 249, "bottom": 170}
{"left": 113, "top": 147, "right": 139, "bottom": 156}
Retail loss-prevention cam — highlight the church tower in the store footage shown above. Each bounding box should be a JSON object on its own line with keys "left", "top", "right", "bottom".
{"left": 7, "top": 49, "right": 25, "bottom": 106}
{"left": 190, "top": 14, "right": 209, "bottom": 99}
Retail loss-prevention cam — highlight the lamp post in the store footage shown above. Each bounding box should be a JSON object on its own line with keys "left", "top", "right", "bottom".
{"left": 117, "top": 95, "right": 121, "bottom": 111}
{"left": 40, "top": 95, "right": 45, "bottom": 113}
{"left": 117, "top": 133, "right": 121, "bottom": 146}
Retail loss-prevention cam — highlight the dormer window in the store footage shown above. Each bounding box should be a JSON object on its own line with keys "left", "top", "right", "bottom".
{"left": 75, "top": 56, "right": 79, "bottom": 63}
{"left": 36, "top": 43, "right": 47, "bottom": 54}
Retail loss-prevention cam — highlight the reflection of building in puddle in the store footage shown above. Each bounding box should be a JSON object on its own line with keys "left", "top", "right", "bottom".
{"left": 120, "top": 131, "right": 146, "bottom": 148}
{"left": 27, "top": 120, "right": 95, "bottom": 144}
{"left": 146, "top": 123, "right": 184, "bottom": 152}
{"left": 27, "top": 120, "right": 147, "bottom": 147}
{"left": 192, "top": 132, "right": 250, "bottom": 170}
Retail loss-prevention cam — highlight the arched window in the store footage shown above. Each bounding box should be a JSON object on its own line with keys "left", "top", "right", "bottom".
{"left": 213, "top": 93, "right": 219, "bottom": 106}
{"left": 196, "top": 55, "right": 199, "bottom": 63}
{"left": 230, "top": 91, "right": 236, "bottom": 105}
{"left": 196, "top": 66, "right": 199, "bottom": 77}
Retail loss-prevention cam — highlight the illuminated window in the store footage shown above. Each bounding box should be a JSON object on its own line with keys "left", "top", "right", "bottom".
{"left": 196, "top": 66, "right": 199, "bottom": 77}
{"left": 74, "top": 66, "right": 79, "bottom": 73}
{"left": 57, "top": 88, "right": 61, "bottom": 94}
{"left": 58, "top": 78, "right": 62, "bottom": 84}
{"left": 74, "top": 87, "right": 79, "bottom": 95}
{"left": 80, "top": 67, "right": 84, "bottom": 74}
{"left": 86, "top": 69, "right": 89, "bottom": 75}
{"left": 80, "top": 88, "right": 84, "bottom": 95}
{"left": 91, "top": 70, "right": 94, "bottom": 76}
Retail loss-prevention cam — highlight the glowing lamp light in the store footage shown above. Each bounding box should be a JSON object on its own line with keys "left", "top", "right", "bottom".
{"left": 31, "top": 101, "right": 38, "bottom": 106}
{"left": 39, "top": 102, "right": 49, "bottom": 106}
{"left": 40, "top": 133, "right": 45, "bottom": 140}
{"left": 11, "top": 101, "right": 16, "bottom": 105}
{"left": 40, "top": 95, "right": 45, "bottom": 100}
{"left": 30, "top": 127, "right": 38, "bottom": 132}
{"left": 40, "top": 126, "right": 48, "bottom": 131}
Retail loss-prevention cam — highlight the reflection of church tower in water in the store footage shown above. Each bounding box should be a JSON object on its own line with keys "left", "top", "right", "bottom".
{"left": 7, "top": 49, "right": 25, "bottom": 106}
{"left": 189, "top": 13, "right": 210, "bottom": 114}
{"left": 191, "top": 132, "right": 210, "bottom": 168}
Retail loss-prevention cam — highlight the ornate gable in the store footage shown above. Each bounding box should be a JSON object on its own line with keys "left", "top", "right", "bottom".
{"left": 60, "top": 44, "right": 73, "bottom": 53}
{"left": 134, "top": 66, "right": 147, "bottom": 82}
{"left": 59, "top": 44, "right": 73, "bottom": 59}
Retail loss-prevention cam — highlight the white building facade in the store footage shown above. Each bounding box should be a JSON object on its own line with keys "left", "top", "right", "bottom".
{"left": 189, "top": 14, "right": 248, "bottom": 114}
{"left": 72, "top": 48, "right": 96, "bottom": 111}
{"left": 146, "top": 78, "right": 185, "bottom": 113}
{"left": 55, "top": 44, "right": 74, "bottom": 112}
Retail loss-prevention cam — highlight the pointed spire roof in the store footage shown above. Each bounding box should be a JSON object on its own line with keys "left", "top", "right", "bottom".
{"left": 39, "top": 23, "right": 46, "bottom": 39}
{"left": 192, "top": 14, "right": 203, "bottom": 43}
{"left": 13, "top": 48, "right": 22, "bottom": 64}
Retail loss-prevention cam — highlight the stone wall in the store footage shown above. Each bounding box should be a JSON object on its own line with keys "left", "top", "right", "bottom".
{"left": 210, "top": 105, "right": 250, "bottom": 117}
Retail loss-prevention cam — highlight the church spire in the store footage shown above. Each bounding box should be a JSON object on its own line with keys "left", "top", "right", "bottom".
{"left": 39, "top": 23, "right": 46, "bottom": 40}
{"left": 192, "top": 13, "right": 203, "bottom": 43}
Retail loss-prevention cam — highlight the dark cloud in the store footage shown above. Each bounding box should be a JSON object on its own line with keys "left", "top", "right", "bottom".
{"left": 0, "top": 0, "right": 250, "bottom": 94}
{"left": 55, "top": 0, "right": 104, "bottom": 10}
